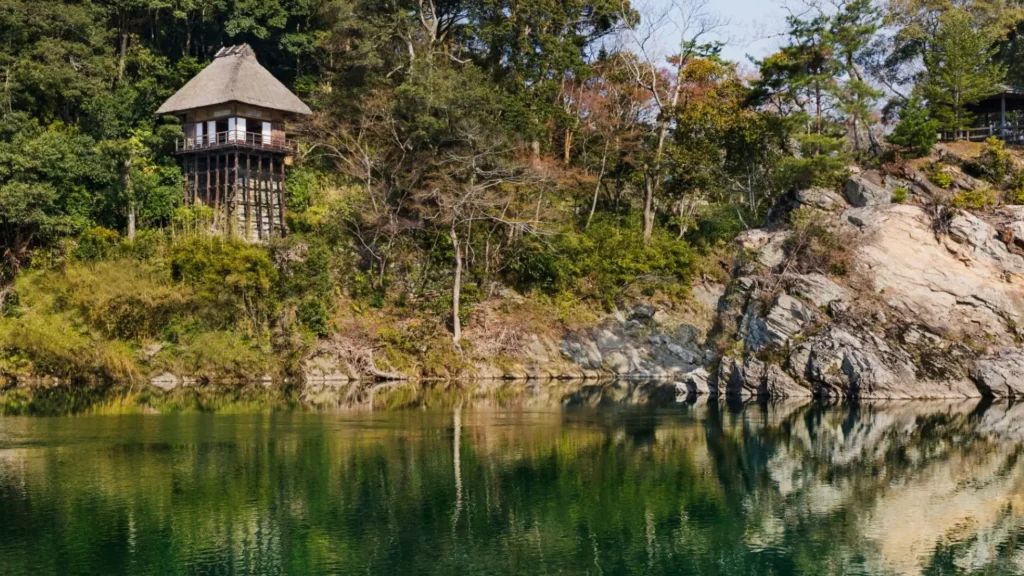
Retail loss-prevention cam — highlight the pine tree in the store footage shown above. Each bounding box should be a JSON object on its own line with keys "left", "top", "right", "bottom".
{"left": 887, "top": 93, "right": 939, "bottom": 158}
{"left": 922, "top": 8, "right": 1006, "bottom": 131}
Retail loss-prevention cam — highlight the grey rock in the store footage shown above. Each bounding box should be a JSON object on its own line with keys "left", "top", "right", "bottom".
{"left": 971, "top": 351, "right": 1024, "bottom": 396}
{"left": 843, "top": 173, "right": 891, "bottom": 207}
{"left": 796, "top": 187, "right": 848, "bottom": 211}
{"left": 747, "top": 294, "right": 820, "bottom": 352}
{"left": 851, "top": 204, "right": 1024, "bottom": 346}
{"left": 785, "top": 273, "right": 850, "bottom": 308}
{"left": 149, "top": 372, "right": 181, "bottom": 392}
{"left": 947, "top": 211, "right": 1024, "bottom": 274}
{"left": 681, "top": 367, "right": 713, "bottom": 395}
{"left": 628, "top": 304, "right": 655, "bottom": 322}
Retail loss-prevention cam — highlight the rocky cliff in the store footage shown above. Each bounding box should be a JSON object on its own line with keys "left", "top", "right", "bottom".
{"left": 557, "top": 168, "right": 1024, "bottom": 398}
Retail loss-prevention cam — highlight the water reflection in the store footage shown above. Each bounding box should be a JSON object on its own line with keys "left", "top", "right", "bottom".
{"left": 1, "top": 399, "right": 1023, "bottom": 575}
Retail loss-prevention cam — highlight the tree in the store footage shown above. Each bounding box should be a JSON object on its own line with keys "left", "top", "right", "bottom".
{"left": 617, "top": 0, "right": 725, "bottom": 244}
{"left": 887, "top": 93, "right": 939, "bottom": 157}
{"left": 921, "top": 8, "right": 1006, "bottom": 131}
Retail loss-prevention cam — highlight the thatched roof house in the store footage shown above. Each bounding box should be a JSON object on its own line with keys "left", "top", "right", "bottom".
{"left": 156, "top": 44, "right": 311, "bottom": 116}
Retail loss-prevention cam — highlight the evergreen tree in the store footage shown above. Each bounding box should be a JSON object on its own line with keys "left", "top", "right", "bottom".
{"left": 887, "top": 93, "right": 939, "bottom": 158}
{"left": 921, "top": 8, "right": 1006, "bottom": 131}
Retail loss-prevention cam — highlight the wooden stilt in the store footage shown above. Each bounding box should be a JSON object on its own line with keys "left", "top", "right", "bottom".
{"left": 244, "top": 153, "right": 251, "bottom": 241}
{"left": 279, "top": 158, "right": 286, "bottom": 236}
{"left": 232, "top": 151, "right": 239, "bottom": 237}
{"left": 268, "top": 155, "right": 275, "bottom": 236}
{"left": 256, "top": 154, "right": 264, "bottom": 240}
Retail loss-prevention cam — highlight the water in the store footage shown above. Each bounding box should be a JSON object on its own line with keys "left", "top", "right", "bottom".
{"left": 1, "top": 399, "right": 1023, "bottom": 575}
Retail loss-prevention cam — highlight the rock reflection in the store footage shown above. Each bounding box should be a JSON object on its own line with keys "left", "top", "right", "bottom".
{"left": 0, "top": 395, "right": 1023, "bottom": 574}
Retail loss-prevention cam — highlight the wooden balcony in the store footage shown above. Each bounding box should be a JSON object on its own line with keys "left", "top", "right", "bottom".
{"left": 175, "top": 131, "right": 296, "bottom": 154}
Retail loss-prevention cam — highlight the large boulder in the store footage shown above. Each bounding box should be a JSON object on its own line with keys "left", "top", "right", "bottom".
{"left": 796, "top": 187, "right": 848, "bottom": 211}
{"left": 971, "top": 351, "right": 1024, "bottom": 397}
{"left": 843, "top": 172, "right": 891, "bottom": 206}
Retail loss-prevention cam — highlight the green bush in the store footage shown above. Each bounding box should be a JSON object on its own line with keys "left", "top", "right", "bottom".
{"left": 930, "top": 169, "right": 954, "bottom": 189}
{"left": 170, "top": 237, "right": 278, "bottom": 333}
{"left": 951, "top": 188, "right": 999, "bottom": 210}
{"left": 892, "top": 187, "right": 909, "bottom": 203}
{"left": 74, "top": 227, "right": 121, "bottom": 261}
{"left": 778, "top": 133, "right": 851, "bottom": 190}
{"left": 973, "top": 137, "right": 1015, "bottom": 184}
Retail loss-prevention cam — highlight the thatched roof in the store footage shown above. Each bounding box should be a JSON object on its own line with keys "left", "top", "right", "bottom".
{"left": 156, "top": 44, "right": 311, "bottom": 116}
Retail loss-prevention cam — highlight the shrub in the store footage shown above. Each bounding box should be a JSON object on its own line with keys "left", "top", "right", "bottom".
{"left": 974, "top": 137, "right": 1015, "bottom": 184}
{"left": 929, "top": 168, "right": 954, "bottom": 189}
{"left": 784, "top": 207, "right": 855, "bottom": 276}
{"left": 170, "top": 237, "right": 278, "bottom": 333}
{"left": 1006, "top": 186, "right": 1024, "bottom": 205}
{"left": 74, "top": 227, "right": 121, "bottom": 261}
{"left": 778, "top": 133, "right": 851, "bottom": 190}
{"left": 892, "top": 187, "right": 909, "bottom": 204}
{"left": 504, "top": 215, "right": 696, "bottom": 307}
{"left": 951, "top": 188, "right": 999, "bottom": 210}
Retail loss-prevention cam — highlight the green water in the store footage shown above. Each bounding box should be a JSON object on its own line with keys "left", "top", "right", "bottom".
{"left": 1, "top": 400, "right": 1023, "bottom": 575}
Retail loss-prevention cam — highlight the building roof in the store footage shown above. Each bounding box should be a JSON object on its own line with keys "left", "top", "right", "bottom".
{"left": 156, "top": 44, "right": 312, "bottom": 116}
{"left": 966, "top": 84, "right": 1024, "bottom": 114}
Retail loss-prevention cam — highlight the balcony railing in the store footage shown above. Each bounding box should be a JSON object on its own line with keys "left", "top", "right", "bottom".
{"left": 175, "top": 131, "right": 295, "bottom": 153}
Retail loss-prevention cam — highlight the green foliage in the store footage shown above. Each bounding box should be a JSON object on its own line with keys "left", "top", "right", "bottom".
{"left": 887, "top": 94, "right": 939, "bottom": 158}
{"left": 169, "top": 237, "right": 278, "bottom": 334}
{"left": 892, "top": 187, "right": 909, "bottom": 204}
{"left": 74, "top": 227, "right": 122, "bottom": 261}
{"left": 951, "top": 188, "right": 999, "bottom": 210}
{"left": 929, "top": 168, "right": 954, "bottom": 189}
{"left": 779, "top": 133, "right": 851, "bottom": 190}
{"left": 975, "top": 137, "right": 1015, "bottom": 184}
{"left": 506, "top": 216, "right": 696, "bottom": 307}
{"left": 921, "top": 8, "right": 1006, "bottom": 131}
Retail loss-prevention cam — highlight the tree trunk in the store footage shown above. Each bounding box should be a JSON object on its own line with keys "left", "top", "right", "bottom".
{"left": 123, "top": 162, "right": 135, "bottom": 240}
{"left": 585, "top": 144, "right": 608, "bottom": 230}
{"left": 449, "top": 224, "right": 462, "bottom": 345}
{"left": 642, "top": 167, "right": 656, "bottom": 243}
{"left": 118, "top": 23, "right": 128, "bottom": 82}
{"left": 127, "top": 200, "right": 137, "bottom": 240}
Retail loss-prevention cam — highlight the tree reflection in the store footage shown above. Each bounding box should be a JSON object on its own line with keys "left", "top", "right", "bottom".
{"left": 0, "top": 399, "right": 1022, "bottom": 574}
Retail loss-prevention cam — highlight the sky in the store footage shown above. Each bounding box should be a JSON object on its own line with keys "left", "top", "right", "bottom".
{"left": 643, "top": 0, "right": 790, "bottom": 69}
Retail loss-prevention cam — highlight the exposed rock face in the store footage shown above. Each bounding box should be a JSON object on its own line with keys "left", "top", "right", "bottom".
{"left": 559, "top": 306, "right": 709, "bottom": 379}
{"left": 747, "top": 294, "right": 820, "bottom": 352}
{"left": 681, "top": 202, "right": 1024, "bottom": 399}
{"left": 843, "top": 172, "right": 891, "bottom": 206}
{"left": 849, "top": 204, "right": 1024, "bottom": 346}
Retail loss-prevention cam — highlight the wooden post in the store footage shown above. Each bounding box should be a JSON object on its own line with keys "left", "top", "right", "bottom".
{"left": 213, "top": 154, "right": 220, "bottom": 211}
{"left": 268, "top": 156, "right": 275, "bottom": 236}
{"left": 223, "top": 153, "right": 229, "bottom": 233}
{"left": 244, "top": 153, "right": 251, "bottom": 241}
{"left": 232, "top": 152, "right": 239, "bottom": 237}
{"left": 279, "top": 158, "right": 287, "bottom": 236}
{"left": 1001, "top": 93, "right": 1007, "bottom": 140}
{"left": 256, "top": 154, "right": 264, "bottom": 240}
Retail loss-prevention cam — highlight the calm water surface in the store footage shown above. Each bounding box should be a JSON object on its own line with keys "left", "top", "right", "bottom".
{"left": 1, "top": 398, "right": 1024, "bottom": 575}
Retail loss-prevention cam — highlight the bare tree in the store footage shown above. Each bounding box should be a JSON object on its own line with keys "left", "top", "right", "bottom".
{"left": 616, "top": 0, "right": 726, "bottom": 243}
{"left": 417, "top": 122, "right": 548, "bottom": 345}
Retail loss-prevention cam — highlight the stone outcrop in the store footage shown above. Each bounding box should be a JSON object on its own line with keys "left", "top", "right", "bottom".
{"left": 843, "top": 172, "right": 891, "bottom": 206}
